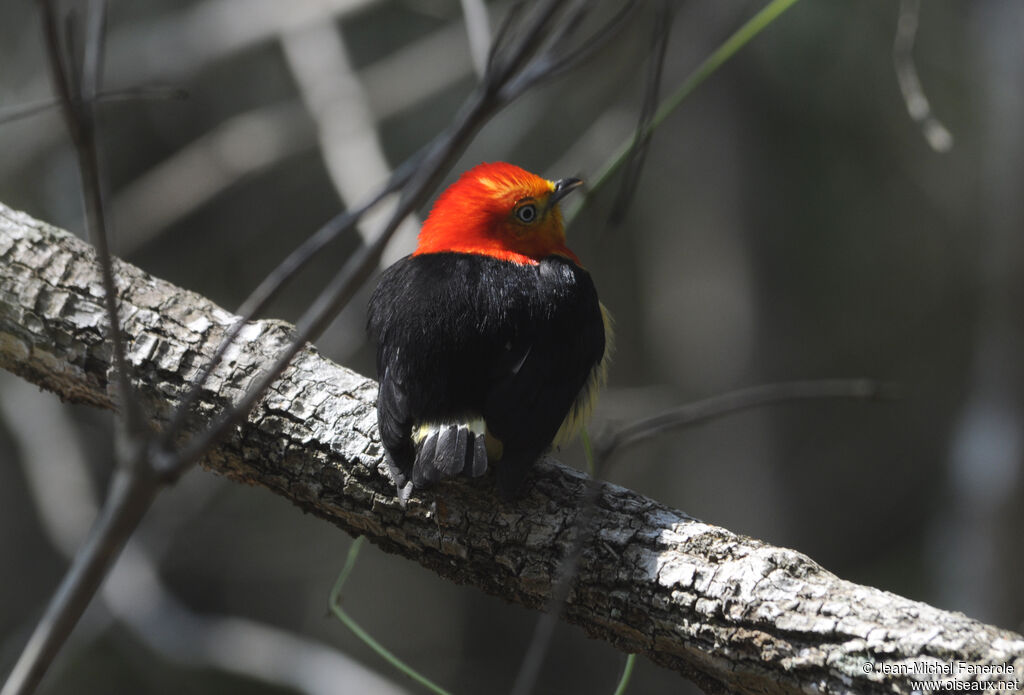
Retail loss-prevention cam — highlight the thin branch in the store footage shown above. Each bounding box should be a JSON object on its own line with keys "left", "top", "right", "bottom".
{"left": 37, "top": 0, "right": 142, "bottom": 435}
{"left": 495, "top": 0, "right": 592, "bottom": 101}
{"left": 568, "top": 0, "right": 804, "bottom": 224}
{"left": 0, "top": 466, "right": 160, "bottom": 695}
{"left": 893, "top": 0, "right": 953, "bottom": 153}
{"left": 0, "top": 87, "right": 186, "bottom": 125}
{"left": 514, "top": 0, "right": 640, "bottom": 91}
{"left": 0, "top": 99, "right": 63, "bottom": 124}
{"left": 608, "top": 0, "right": 673, "bottom": 225}
{"left": 595, "top": 378, "right": 894, "bottom": 467}
{"left": 486, "top": 0, "right": 525, "bottom": 75}
{"left": 330, "top": 539, "right": 453, "bottom": 695}
{"left": 484, "top": 0, "right": 565, "bottom": 92}
{"left": 2, "top": 8, "right": 158, "bottom": 693}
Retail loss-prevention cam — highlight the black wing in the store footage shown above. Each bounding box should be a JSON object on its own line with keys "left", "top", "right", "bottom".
{"left": 367, "top": 259, "right": 417, "bottom": 498}
{"left": 483, "top": 256, "right": 606, "bottom": 498}
{"left": 368, "top": 254, "right": 509, "bottom": 498}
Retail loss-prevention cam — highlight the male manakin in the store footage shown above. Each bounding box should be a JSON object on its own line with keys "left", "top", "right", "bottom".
{"left": 367, "top": 162, "right": 611, "bottom": 502}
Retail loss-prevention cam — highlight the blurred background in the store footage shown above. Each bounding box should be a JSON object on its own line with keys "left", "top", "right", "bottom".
{"left": 1, "top": 0, "right": 1022, "bottom": 693}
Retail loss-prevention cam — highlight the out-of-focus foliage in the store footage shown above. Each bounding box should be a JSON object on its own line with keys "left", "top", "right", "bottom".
{"left": 1, "top": 1, "right": 1021, "bottom": 694}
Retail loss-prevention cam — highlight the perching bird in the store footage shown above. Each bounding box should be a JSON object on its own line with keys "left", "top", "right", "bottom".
{"left": 367, "top": 162, "right": 611, "bottom": 502}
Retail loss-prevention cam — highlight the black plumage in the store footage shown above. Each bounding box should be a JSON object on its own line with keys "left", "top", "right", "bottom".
{"left": 367, "top": 251, "right": 606, "bottom": 501}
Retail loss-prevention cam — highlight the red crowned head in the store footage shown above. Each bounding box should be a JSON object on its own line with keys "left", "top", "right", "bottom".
{"left": 413, "top": 162, "right": 583, "bottom": 265}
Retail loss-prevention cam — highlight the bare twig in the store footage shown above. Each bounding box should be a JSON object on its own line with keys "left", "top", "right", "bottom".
{"left": 37, "top": 0, "right": 141, "bottom": 435}
{"left": 494, "top": 0, "right": 591, "bottom": 101}
{"left": 893, "top": 0, "right": 953, "bottom": 153}
{"left": 0, "top": 87, "right": 185, "bottom": 125}
{"left": 609, "top": 0, "right": 672, "bottom": 225}
{"left": 595, "top": 379, "right": 893, "bottom": 466}
{"left": 568, "top": 0, "right": 804, "bottom": 224}
{"left": 517, "top": 0, "right": 640, "bottom": 91}
{"left": 0, "top": 6, "right": 161, "bottom": 693}
{"left": 0, "top": 465, "right": 160, "bottom": 695}
{"left": 486, "top": 0, "right": 525, "bottom": 74}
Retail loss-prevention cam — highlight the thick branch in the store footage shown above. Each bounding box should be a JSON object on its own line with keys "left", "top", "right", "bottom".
{"left": 2, "top": 201, "right": 1022, "bottom": 695}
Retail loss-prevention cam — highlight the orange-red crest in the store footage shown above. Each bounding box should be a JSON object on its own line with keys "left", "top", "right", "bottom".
{"left": 413, "top": 162, "right": 581, "bottom": 265}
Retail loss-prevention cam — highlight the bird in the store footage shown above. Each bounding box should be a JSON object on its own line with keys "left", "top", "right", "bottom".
{"left": 367, "top": 161, "right": 611, "bottom": 503}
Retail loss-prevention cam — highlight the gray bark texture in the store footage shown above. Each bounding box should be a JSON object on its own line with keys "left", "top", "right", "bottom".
{"left": 1, "top": 200, "right": 1022, "bottom": 695}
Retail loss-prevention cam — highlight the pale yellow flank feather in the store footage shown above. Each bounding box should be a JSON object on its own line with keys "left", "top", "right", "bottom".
{"left": 552, "top": 302, "right": 614, "bottom": 448}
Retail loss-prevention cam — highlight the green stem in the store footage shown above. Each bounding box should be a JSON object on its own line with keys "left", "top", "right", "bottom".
{"left": 567, "top": 0, "right": 803, "bottom": 223}
{"left": 330, "top": 538, "right": 455, "bottom": 695}
{"left": 612, "top": 654, "right": 637, "bottom": 695}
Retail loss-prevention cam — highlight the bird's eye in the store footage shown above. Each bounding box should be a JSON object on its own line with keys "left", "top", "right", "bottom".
{"left": 515, "top": 203, "right": 538, "bottom": 224}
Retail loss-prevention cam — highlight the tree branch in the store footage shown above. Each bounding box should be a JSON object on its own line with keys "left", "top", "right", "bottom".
{"left": 2, "top": 201, "right": 1022, "bottom": 694}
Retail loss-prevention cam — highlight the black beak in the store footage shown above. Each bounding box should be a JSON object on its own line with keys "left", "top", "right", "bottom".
{"left": 549, "top": 177, "right": 583, "bottom": 207}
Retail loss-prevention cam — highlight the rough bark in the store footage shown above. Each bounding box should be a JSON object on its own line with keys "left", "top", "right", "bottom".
{"left": 1, "top": 200, "right": 1022, "bottom": 695}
